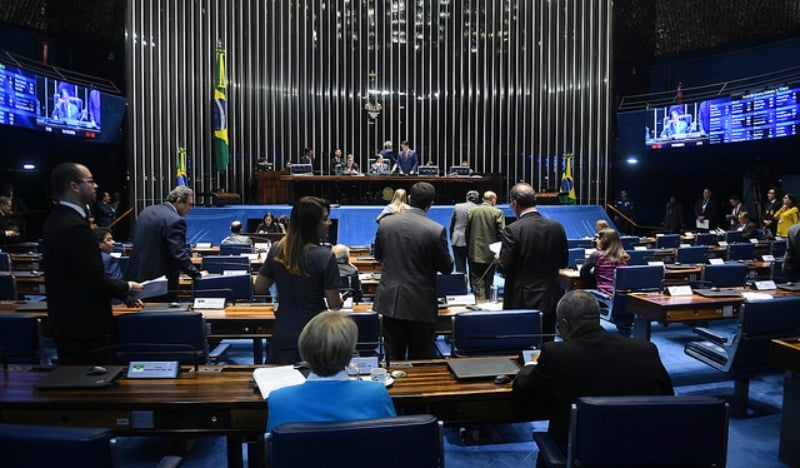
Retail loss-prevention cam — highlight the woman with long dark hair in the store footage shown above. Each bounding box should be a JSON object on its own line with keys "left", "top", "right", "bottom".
{"left": 255, "top": 196, "right": 343, "bottom": 363}
{"left": 580, "top": 228, "right": 630, "bottom": 294}
{"left": 256, "top": 212, "right": 283, "bottom": 234}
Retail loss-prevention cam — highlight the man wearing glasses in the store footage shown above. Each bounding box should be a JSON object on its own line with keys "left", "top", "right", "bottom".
{"left": 126, "top": 185, "right": 207, "bottom": 300}
{"left": 42, "top": 163, "right": 144, "bottom": 364}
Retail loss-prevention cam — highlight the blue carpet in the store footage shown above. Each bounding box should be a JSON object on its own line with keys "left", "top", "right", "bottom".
{"left": 112, "top": 320, "right": 791, "bottom": 467}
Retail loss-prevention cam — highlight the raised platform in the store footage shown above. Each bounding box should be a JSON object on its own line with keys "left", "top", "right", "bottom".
{"left": 185, "top": 204, "right": 611, "bottom": 246}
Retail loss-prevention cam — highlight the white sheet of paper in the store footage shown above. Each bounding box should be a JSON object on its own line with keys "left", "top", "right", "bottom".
{"left": 695, "top": 219, "right": 710, "bottom": 230}
{"left": 139, "top": 275, "right": 168, "bottom": 299}
{"left": 253, "top": 366, "right": 306, "bottom": 399}
{"left": 489, "top": 241, "right": 502, "bottom": 256}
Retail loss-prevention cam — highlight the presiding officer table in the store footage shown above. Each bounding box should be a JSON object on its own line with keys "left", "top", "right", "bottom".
{"left": 0, "top": 360, "right": 526, "bottom": 467}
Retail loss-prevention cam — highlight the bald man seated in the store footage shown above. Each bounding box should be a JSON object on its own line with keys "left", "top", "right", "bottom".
{"left": 221, "top": 221, "right": 253, "bottom": 245}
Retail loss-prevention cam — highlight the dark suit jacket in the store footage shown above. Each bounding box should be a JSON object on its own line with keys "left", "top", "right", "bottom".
{"left": 396, "top": 149, "right": 418, "bottom": 175}
{"left": 374, "top": 208, "right": 453, "bottom": 323}
{"left": 738, "top": 221, "right": 758, "bottom": 240}
{"left": 498, "top": 211, "right": 567, "bottom": 332}
{"left": 126, "top": 202, "right": 201, "bottom": 292}
{"left": 694, "top": 197, "right": 722, "bottom": 230}
{"left": 513, "top": 326, "right": 674, "bottom": 452}
{"left": 42, "top": 204, "right": 129, "bottom": 342}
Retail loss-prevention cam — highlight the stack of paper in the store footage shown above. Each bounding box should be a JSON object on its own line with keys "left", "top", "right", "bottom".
{"left": 253, "top": 366, "right": 306, "bottom": 399}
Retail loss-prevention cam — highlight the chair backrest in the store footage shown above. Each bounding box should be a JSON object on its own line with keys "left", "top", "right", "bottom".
{"left": 0, "top": 252, "right": 11, "bottom": 271}
{"left": 568, "top": 396, "right": 728, "bottom": 468}
{"left": 613, "top": 265, "right": 664, "bottom": 291}
{"left": 436, "top": 272, "right": 467, "bottom": 297}
{"left": 202, "top": 255, "right": 251, "bottom": 275}
{"left": 268, "top": 415, "right": 443, "bottom": 468}
{"left": 619, "top": 236, "right": 640, "bottom": 250}
{"left": 0, "top": 423, "right": 115, "bottom": 468}
{"left": 702, "top": 263, "right": 747, "bottom": 288}
{"left": 771, "top": 239, "right": 787, "bottom": 257}
{"left": 676, "top": 245, "right": 707, "bottom": 264}
{"left": 114, "top": 312, "right": 207, "bottom": 365}
{"left": 194, "top": 273, "right": 253, "bottom": 302}
{"left": 219, "top": 243, "right": 254, "bottom": 256}
{"left": 694, "top": 232, "right": 718, "bottom": 246}
{"left": 724, "top": 230, "right": 742, "bottom": 242}
{"left": 727, "top": 242, "right": 755, "bottom": 261}
{"left": 624, "top": 249, "right": 655, "bottom": 266}
{"left": 566, "top": 248, "right": 585, "bottom": 269}
{"left": 0, "top": 274, "right": 17, "bottom": 300}
{"left": 567, "top": 238, "right": 593, "bottom": 249}
{"left": 771, "top": 258, "right": 785, "bottom": 283}
{"left": 0, "top": 314, "right": 41, "bottom": 365}
{"left": 349, "top": 311, "right": 381, "bottom": 357}
{"left": 451, "top": 310, "right": 541, "bottom": 356}
{"left": 655, "top": 233, "right": 680, "bottom": 249}
{"left": 728, "top": 297, "right": 800, "bottom": 371}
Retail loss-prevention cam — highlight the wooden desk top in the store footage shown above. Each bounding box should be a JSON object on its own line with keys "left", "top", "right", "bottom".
{"left": 769, "top": 338, "right": 800, "bottom": 373}
{"left": 0, "top": 360, "right": 521, "bottom": 429}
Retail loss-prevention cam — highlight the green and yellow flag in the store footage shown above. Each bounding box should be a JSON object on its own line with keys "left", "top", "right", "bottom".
{"left": 176, "top": 146, "right": 188, "bottom": 186}
{"left": 213, "top": 47, "right": 229, "bottom": 171}
{"left": 559, "top": 153, "right": 577, "bottom": 205}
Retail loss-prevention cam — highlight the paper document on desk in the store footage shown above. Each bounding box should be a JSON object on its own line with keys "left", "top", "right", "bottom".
{"left": 253, "top": 366, "right": 306, "bottom": 399}
{"left": 489, "top": 241, "right": 502, "bottom": 256}
{"left": 695, "top": 219, "right": 710, "bottom": 230}
{"left": 139, "top": 276, "right": 168, "bottom": 299}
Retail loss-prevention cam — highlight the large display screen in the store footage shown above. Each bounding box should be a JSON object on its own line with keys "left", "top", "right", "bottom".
{"left": 645, "top": 85, "right": 799, "bottom": 149}
{"left": 0, "top": 61, "right": 123, "bottom": 141}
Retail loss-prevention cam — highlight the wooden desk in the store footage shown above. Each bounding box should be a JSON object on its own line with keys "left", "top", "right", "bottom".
{"left": 628, "top": 288, "right": 798, "bottom": 340}
{"left": 352, "top": 256, "right": 381, "bottom": 273}
{"left": 0, "top": 360, "right": 524, "bottom": 467}
{"left": 769, "top": 338, "right": 800, "bottom": 466}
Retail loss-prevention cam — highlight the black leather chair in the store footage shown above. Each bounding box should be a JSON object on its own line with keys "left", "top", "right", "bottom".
{"left": 0, "top": 423, "right": 117, "bottom": 468}
{"left": 450, "top": 310, "right": 541, "bottom": 356}
{"left": 267, "top": 415, "right": 443, "bottom": 468}
{"left": 114, "top": 311, "right": 229, "bottom": 366}
{"left": 0, "top": 314, "right": 42, "bottom": 366}
{"left": 685, "top": 296, "right": 800, "bottom": 412}
{"left": 533, "top": 396, "right": 729, "bottom": 468}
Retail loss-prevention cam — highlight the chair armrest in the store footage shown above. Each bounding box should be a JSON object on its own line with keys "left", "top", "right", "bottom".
{"left": 691, "top": 327, "right": 728, "bottom": 345}
{"left": 208, "top": 343, "right": 231, "bottom": 364}
{"left": 532, "top": 432, "right": 566, "bottom": 468}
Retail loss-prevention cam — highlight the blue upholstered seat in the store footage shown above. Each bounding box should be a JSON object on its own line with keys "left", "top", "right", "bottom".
{"left": 450, "top": 309, "right": 541, "bottom": 357}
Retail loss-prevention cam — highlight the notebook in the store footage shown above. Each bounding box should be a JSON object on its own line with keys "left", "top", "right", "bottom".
{"left": 692, "top": 288, "right": 743, "bottom": 298}
{"left": 35, "top": 366, "right": 125, "bottom": 389}
{"left": 447, "top": 357, "right": 519, "bottom": 380}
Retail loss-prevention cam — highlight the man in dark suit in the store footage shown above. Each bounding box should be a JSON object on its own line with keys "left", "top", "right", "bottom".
{"left": 0, "top": 196, "right": 19, "bottom": 250}
{"left": 513, "top": 290, "right": 674, "bottom": 462}
{"left": 693, "top": 187, "right": 722, "bottom": 231}
{"left": 498, "top": 183, "right": 567, "bottom": 337}
{"left": 449, "top": 190, "right": 479, "bottom": 274}
{"left": 762, "top": 187, "right": 780, "bottom": 239}
{"left": 736, "top": 211, "right": 758, "bottom": 240}
{"left": 126, "top": 186, "right": 207, "bottom": 298}
{"left": 42, "top": 163, "right": 143, "bottom": 364}
{"left": 396, "top": 140, "right": 418, "bottom": 176}
{"left": 374, "top": 182, "right": 453, "bottom": 359}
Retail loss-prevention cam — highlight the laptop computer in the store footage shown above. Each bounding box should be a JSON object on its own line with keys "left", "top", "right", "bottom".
{"left": 35, "top": 366, "right": 126, "bottom": 389}
{"left": 692, "top": 288, "right": 743, "bottom": 298}
{"left": 447, "top": 357, "right": 519, "bottom": 380}
{"left": 449, "top": 166, "right": 471, "bottom": 176}
{"left": 777, "top": 282, "right": 800, "bottom": 291}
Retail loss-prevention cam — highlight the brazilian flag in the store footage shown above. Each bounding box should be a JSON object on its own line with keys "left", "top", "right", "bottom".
{"left": 559, "top": 153, "right": 577, "bottom": 205}
{"left": 213, "top": 47, "right": 229, "bottom": 171}
{"left": 176, "top": 146, "right": 188, "bottom": 186}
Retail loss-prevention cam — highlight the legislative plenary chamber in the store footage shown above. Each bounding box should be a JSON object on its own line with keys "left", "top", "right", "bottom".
{"left": 1, "top": 1, "right": 800, "bottom": 467}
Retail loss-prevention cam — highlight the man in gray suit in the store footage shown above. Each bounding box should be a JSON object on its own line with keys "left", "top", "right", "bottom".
{"left": 374, "top": 182, "right": 454, "bottom": 360}
{"left": 466, "top": 191, "right": 505, "bottom": 301}
{"left": 498, "top": 183, "right": 568, "bottom": 338}
{"left": 449, "top": 190, "right": 480, "bottom": 273}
